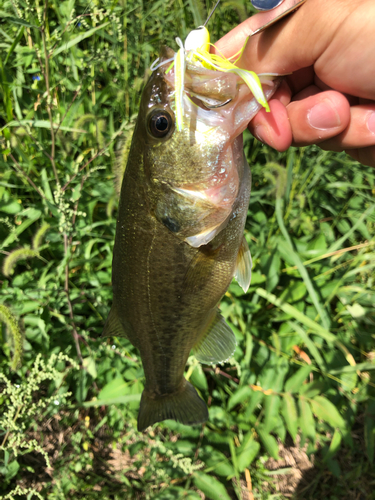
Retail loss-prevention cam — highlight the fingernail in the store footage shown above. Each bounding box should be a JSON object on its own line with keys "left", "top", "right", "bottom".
{"left": 307, "top": 101, "right": 341, "bottom": 130}
{"left": 367, "top": 112, "right": 375, "bottom": 134}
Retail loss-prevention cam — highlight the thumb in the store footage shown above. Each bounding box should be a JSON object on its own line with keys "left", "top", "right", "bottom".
{"left": 212, "top": 0, "right": 303, "bottom": 58}
{"left": 213, "top": 0, "right": 354, "bottom": 75}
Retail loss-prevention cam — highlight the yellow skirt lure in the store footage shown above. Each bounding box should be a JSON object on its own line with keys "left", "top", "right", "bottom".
{"left": 171, "top": 25, "right": 271, "bottom": 132}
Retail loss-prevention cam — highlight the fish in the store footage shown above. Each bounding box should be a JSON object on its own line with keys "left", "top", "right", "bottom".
{"left": 103, "top": 45, "right": 278, "bottom": 432}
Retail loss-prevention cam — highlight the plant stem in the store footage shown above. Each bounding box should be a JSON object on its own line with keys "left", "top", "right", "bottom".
{"left": 42, "top": 0, "right": 58, "bottom": 184}
{"left": 63, "top": 233, "right": 83, "bottom": 367}
{"left": 10, "top": 153, "right": 46, "bottom": 199}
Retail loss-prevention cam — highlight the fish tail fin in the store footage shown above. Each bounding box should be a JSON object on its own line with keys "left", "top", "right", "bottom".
{"left": 137, "top": 380, "right": 208, "bottom": 432}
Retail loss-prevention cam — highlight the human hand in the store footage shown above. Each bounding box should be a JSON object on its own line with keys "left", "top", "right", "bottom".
{"left": 214, "top": 0, "right": 375, "bottom": 167}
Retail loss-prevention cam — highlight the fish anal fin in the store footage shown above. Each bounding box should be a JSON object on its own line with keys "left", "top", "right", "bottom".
{"left": 234, "top": 236, "right": 252, "bottom": 293}
{"left": 194, "top": 310, "right": 237, "bottom": 365}
{"left": 102, "top": 305, "right": 129, "bottom": 339}
{"left": 137, "top": 380, "right": 208, "bottom": 432}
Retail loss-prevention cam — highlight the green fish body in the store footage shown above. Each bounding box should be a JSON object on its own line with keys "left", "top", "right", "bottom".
{"left": 103, "top": 47, "right": 277, "bottom": 431}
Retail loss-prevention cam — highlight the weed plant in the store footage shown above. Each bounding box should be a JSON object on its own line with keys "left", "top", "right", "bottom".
{"left": 0, "top": 0, "right": 374, "bottom": 499}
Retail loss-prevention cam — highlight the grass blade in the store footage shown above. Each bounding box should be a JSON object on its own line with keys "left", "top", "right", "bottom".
{"left": 327, "top": 204, "right": 375, "bottom": 253}
{"left": 275, "top": 197, "right": 331, "bottom": 328}
{"left": 83, "top": 394, "right": 141, "bottom": 407}
{"left": 288, "top": 321, "right": 326, "bottom": 371}
{"left": 51, "top": 22, "right": 110, "bottom": 57}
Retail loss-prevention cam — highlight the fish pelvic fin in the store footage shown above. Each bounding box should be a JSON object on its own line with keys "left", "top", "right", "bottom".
{"left": 102, "top": 305, "right": 129, "bottom": 339}
{"left": 137, "top": 380, "right": 208, "bottom": 432}
{"left": 234, "top": 235, "right": 252, "bottom": 293}
{"left": 193, "top": 310, "right": 237, "bottom": 365}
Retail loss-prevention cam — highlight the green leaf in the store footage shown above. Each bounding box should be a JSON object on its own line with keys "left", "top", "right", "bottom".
{"left": 281, "top": 393, "right": 298, "bottom": 441}
{"left": 52, "top": 22, "right": 110, "bottom": 57}
{"left": 204, "top": 448, "right": 235, "bottom": 477}
{"left": 98, "top": 377, "right": 128, "bottom": 400}
{"left": 284, "top": 365, "right": 312, "bottom": 393}
{"left": 227, "top": 385, "right": 252, "bottom": 411}
{"left": 275, "top": 197, "right": 331, "bottom": 329}
{"left": 279, "top": 280, "right": 307, "bottom": 303}
{"left": 298, "top": 398, "right": 315, "bottom": 442}
{"left": 261, "top": 248, "right": 280, "bottom": 292}
{"left": 82, "top": 357, "right": 97, "bottom": 379}
{"left": 1, "top": 212, "right": 41, "bottom": 249}
{"left": 2, "top": 16, "right": 37, "bottom": 28}
{"left": 190, "top": 364, "right": 208, "bottom": 391}
{"left": 288, "top": 321, "right": 326, "bottom": 371}
{"left": 4, "top": 459, "right": 20, "bottom": 482}
{"left": 4, "top": 120, "right": 86, "bottom": 133}
{"left": 0, "top": 199, "right": 22, "bottom": 214}
{"left": 237, "top": 433, "right": 260, "bottom": 472}
{"left": 75, "top": 369, "right": 88, "bottom": 404}
{"left": 83, "top": 394, "right": 141, "bottom": 407}
{"left": 324, "top": 429, "right": 342, "bottom": 462}
{"left": 244, "top": 389, "right": 264, "bottom": 419}
{"left": 326, "top": 203, "right": 375, "bottom": 253}
{"left": 263, "top": 395, "right": 281, "bottom": 433}
{"left": 364, "top": 410, "right": 375, "bottom": 463}
{"left": 299, "top": 381, "right": 326, "bottom": 398}
{"left": 310, "top": 395, "right": 345, "bottom": 429}
{"left": 326, "top": 457, "right": 341, "bottom": 477}
{"left": 257, "top": 427, "right": 279, "bottom": 460}
{"left": 4, "top": 26, "right": 25, "bottom": 66}
{"left": 256, "top": 289, "right": 353, "bottom": 370}
{"left": 193, "top": 472, "right": 231, "bottom": 500}
{"left": 187, "top": 0, "right": 204, "bottom": 26}
{"left": 154, "top": 487, "right": 201, "bottom": 500}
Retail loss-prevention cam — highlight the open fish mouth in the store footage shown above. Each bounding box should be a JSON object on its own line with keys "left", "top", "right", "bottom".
{"left": 195, "top": 96, "right": 233, "bottom": 109}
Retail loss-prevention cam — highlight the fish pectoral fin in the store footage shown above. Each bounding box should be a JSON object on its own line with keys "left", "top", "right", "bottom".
{"left": 102, "top": 305, "right": 130, "bottom": 339}
{"left": 234, "top": 236, "right": 252, "bottom": 293}
{"left": 182, "top": 243, "right": 225, "bottom": 297}
{"left": 185, "top": 223, "right": 223, "bottom": 248}
{"left": 137, "top": 380, "right": 208, "bottom": 432}
{"left": 193, "top": 310, "right": 237, "bottom": 365}
{"left": 185, "top": 213, "right": 230, "bottom": 248}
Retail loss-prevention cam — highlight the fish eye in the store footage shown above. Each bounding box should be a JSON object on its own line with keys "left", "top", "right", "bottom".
{"left": 148, "top": 110, "right": 174, "bottom": 139}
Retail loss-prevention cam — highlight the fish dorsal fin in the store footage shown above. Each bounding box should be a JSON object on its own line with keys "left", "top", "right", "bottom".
{"left": 234, "top": 236, "right": 252, "bottom": 293}
{"left": 193, "top": 310, "right": 237, "bottom": 365}
{"left": 102, "top": 305, "right": 129, "bottom": 339}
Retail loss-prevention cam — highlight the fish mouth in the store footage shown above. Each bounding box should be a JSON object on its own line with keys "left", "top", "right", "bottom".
{"left": 204, "top": 98, "right": 233, "bottom": 109}
{"left": 188, "top": 93, "right": 233, "bottom": 110}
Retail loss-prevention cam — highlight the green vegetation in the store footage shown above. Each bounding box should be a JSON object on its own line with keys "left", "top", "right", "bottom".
{"left": 0, "top": 1, "right": 374, "bottom": 498}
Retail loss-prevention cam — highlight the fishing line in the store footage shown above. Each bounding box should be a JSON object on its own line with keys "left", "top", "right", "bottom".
{"left": 203, "top": 0, "right": 221, "bottom": 27}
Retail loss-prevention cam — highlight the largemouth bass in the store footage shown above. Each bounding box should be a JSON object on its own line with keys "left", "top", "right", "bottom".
{"left": 103, "top": 45, "right": 277, "bottom": 431}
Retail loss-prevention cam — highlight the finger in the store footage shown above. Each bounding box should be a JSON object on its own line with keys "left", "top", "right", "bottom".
{"left": 217, "top": 0, "right": 375, "bottom": 100}
{"left": 285, "top": 67, "right": 315, "bottom": 95}
{"left": 212, "top": 0, "right": 302, "bottom": 56}
{"left": 249, "top": 99, "right": 293, "bottom": 151}
{"left": 293, "top": 84, "right": 321, "bottom": 101}
{"left": 346, "top": 146, "right": 375, "bottom": 168}
{"left": 286, "top": 91, "right": 351, "bottom": 146}
{"left": 236, "top": 0, "right": 347, "bottom": 73}
{"left": 319, "top": 105, "right": 375, "bottom": 151}
{"left": 268, "top": 78, "right": 292, "bottom": 106}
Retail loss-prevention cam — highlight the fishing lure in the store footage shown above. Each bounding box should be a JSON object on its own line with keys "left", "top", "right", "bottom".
{"left": 150, "top": 24, "right": 273, "bottom": 132}
{"left": 172, "top": 26, "right": 271, "bottom": 131}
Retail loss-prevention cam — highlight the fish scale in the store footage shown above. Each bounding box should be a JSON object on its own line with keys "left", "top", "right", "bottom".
{"left": 103, "top": 45, "right": 278, "bottom": 431}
